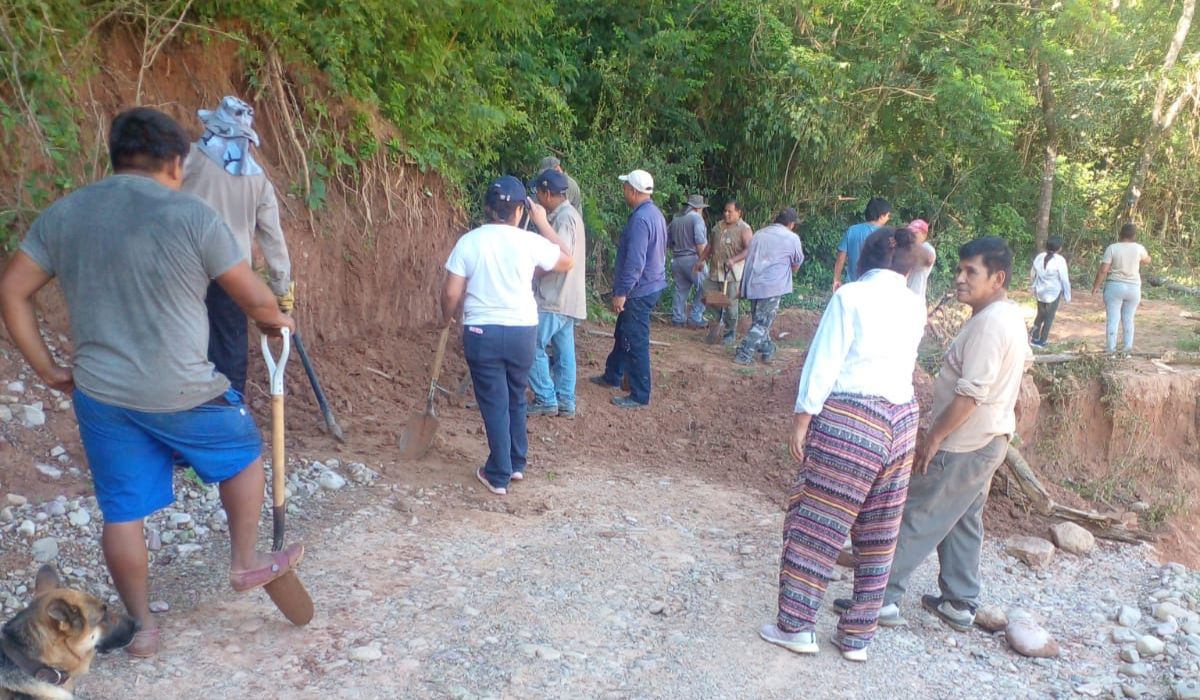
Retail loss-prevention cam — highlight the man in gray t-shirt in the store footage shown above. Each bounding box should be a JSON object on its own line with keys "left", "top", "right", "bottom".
{"left": 0, "top": 108, "right": 301, "bottom": 658}
{"left": 667, "top": 195, "right": 709, "bottom": 326}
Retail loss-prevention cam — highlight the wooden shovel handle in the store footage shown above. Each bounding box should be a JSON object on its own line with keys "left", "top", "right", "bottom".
{"left": 427, "top": 326, "right": 451, "bottom": 403}
{"left": 272, "top": 394, "right": 285, "bottom": 509}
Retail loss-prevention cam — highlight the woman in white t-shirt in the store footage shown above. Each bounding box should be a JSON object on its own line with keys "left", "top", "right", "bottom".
{"left": 1091, "top": 223, "right": 1150, "bottom": 354}
{"left": 1028, "top": 237, "right": 1071, "bottom": 348}
{"left": 442, "top": 176, "right": 572, "bottom": 495}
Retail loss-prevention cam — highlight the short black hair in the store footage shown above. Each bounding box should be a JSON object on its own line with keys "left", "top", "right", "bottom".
{"left": 958, "top": 236, "right": 1014, "bottom": 287}
{"left": 1118, "top": 223, "right": 1137, "bottom": 241}
{"left": 484, "top": 200, "right": 522, "bottom": 223}
{"left": 108, "top": 108, "right": 190, "bottom": 172}
{"left": 864, "top": 197, "right": 891, "bottom": 222}
{"left": 774, "top": 207, "right": 800, "bottom": 227}
{"left": 858, "top": 226, "right": 921, "bottom": 277}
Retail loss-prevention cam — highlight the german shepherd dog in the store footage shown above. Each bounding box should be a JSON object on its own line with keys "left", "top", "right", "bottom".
{"left": 0, "top": 566, "right": 137, "bottom": 700}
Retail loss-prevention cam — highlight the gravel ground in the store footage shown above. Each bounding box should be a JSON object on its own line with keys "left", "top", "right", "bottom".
{"left": 14, "top": 455, "right": 1186, "bottom": 700}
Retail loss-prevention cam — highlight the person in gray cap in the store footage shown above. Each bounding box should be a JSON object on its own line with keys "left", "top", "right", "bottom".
{"left": 667, "top": 194, "right": 709, "bottom": 328}
{"left": 182, "top": 96, "right": 292, "bottom": 395}
{"left": 539, "top": 156, "right": 582, "bottom": 216}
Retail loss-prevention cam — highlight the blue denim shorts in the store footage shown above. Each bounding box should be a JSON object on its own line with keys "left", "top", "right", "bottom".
{"left": 73, "top": 388, "right": 262, "bottom": 523}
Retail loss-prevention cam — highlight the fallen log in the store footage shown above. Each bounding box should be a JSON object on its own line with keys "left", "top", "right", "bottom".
{"left": 1000, "top": 445, "right": 1156, "bottom": 544}
{"left": 1032, "top": 350, "right": 1200, "bottom": 365}
{"left": 1146, "top": 274, "right": 1200, "bottom": 297}
{"left": 583, "top": 328, "right": 672, "bottom": 350}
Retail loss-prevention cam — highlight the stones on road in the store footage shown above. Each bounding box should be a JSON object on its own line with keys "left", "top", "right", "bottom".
{"left": 1050, "top": 521, "right": 1095, "bottom": 555}
{"left": 1136, "top": 635, "right": 1165, "bottom": 658}
{"left": 1005, "top": 610, "right": 1060, "bottom": 658}
{"left": 975, "top": 604, "right": 1008, "bottom": 633}
{"left": 349, "top": 645, "right": 383, "bottom": 662}
{"left": 31, "top": 537, "right": 58, "bottom": 563}
{"left": 1005, "top": 536, "right": 1056, "bottom": 569}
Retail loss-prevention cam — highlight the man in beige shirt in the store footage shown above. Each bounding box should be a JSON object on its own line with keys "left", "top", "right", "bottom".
{"left": 182, "top": 96, "right": 292, "bottom": 394}
{"left": 527, "top": 169, "right": 586, "bottom": 418}
{"left": 845, "top": 237, "right": 1031, "bottom": 632}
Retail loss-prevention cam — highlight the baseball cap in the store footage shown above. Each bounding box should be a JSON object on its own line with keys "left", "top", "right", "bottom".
{"left": 529, "top": 168, "right": 569, "bottom": 195}
{"left": 618, "top": 169, "right": 654, "bottom": 194}
{"left": 908, "top": 219, "right": 929, "bottom": 235}
{"left": 485, "top": 175, "right": 527, "bottom": 207}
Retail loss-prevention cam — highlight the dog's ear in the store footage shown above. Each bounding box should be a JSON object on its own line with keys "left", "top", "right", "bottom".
{"left": 34, "top": 565, "right": 61, "bottom": 595}
{"left": 45, "top": 596, "right": 85, "bottom": 633}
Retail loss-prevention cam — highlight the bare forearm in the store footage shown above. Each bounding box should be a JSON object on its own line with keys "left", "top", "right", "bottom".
{"left": 0, "top": 296, "right": 56, "bottom": 377}
{"left": 832, "top": 253, "right": 846, "bottom": 281}
{"left": 927, "top": 394, "right": 977, "bottom": 444}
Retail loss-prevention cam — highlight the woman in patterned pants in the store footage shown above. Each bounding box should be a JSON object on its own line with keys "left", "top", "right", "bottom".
{"left": 758, "top": 226, "right": 928, "bottom": 661}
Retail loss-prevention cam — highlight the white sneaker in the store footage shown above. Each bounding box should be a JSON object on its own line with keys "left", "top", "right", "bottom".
{"left": 831, "top": 634, "right": 867, "bottom": 662}
{"left": 475, "top": 468, "right": 507, "bottom": 495}
{"left": 758, "top": 624, "right": 818, "bottom": 654}
{"left": 878, "top": 603, "right": 908, "bottom": 627}
{"left": 510, "top": 471, "right": 524, "bottom": 481}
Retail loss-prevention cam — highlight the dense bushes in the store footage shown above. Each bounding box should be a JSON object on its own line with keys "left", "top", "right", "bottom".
{"left": 3, "top": 0, "right": 1200, "bottom": 288}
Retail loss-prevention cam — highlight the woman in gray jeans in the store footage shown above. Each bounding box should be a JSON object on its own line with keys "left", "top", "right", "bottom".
{"left": 1091, "top": 223, "right": 1150, "bottom": 354}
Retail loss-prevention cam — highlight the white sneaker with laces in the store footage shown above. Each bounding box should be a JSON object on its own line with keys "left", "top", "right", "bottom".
{"left": 475, "top": 468, "right": 507, "bottom": 495}
{"left": 758, "top": 624, "right": 818, "bottom": 654}
{"left": 831, "top": 634, "right": 867, "bottom": 662}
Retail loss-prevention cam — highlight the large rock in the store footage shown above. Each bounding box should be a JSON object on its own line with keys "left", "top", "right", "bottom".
{"left": 21, "top": 404, "right": 45, "bottom": 427}
{"left": 1174, "top": 680, "right": 1200, "bottom": 700}
{"left": 1006, "top": 536, "right": 1056, "bottom": 569}
{"left": 975, "top": 604, "right": 1009, "bottom": 633}
{"left": 1116, "top": 605, "right": 1143, "bottom": 628}
{"left": 31, "top": 537, "right": 58, "bottom": 563}
{"left": 1006, "top": 616, "right": 1060, "bottom": 658}
{"left": 1156, "top": 601, "right": 1200, "bottom": 624}
{"left": 1136, "top": 635, "right": 1165, "bottom": 657}
{"left": 1050, "top": 521, "right": 1095, "bottom": 555}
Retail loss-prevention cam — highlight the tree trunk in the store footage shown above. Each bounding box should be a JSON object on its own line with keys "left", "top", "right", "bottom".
{"left": 1114, "top": 0, "right": 1196, "bottom": 226}
{"left": 1034, "top": 55, "right": 1058, "bottom": 251}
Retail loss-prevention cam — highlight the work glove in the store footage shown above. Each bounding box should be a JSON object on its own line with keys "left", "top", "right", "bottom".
{"left": 276, "top": 281, "right": 296, "bottom": 313}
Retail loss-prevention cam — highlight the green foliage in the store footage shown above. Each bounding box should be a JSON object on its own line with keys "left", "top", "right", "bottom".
{"left": 5, "top": 0, "right": 1200, "bottom": 290}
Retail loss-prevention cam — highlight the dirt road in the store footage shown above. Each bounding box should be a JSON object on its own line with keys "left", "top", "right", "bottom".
{"left": 79, "top": 452, "right": 1161, "bottom": 699}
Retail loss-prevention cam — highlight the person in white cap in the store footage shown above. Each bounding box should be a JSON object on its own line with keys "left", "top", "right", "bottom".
{"left": 590, "top": 169, "right": 667, "bottom": 408}
{"left": 182, "top": 96, "right": 292, "bottom": 395}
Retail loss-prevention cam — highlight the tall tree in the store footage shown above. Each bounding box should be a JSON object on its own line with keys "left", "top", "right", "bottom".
{"left": 1033, "top": 27, "right": 1059, "bottom": 251}
{"left": 1114, "top": 0, "right": 1197, "bottom": 227}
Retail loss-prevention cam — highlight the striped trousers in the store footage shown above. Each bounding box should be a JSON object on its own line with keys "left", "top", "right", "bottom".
{"left": 777, "top": 394, "right": 920, "bottom": 651}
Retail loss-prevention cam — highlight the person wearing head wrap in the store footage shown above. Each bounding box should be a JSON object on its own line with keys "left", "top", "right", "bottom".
{"left": 182, "top": 96, "right": 293, "bottom": 394}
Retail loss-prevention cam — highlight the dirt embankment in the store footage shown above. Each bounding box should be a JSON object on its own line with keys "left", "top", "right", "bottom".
{"left": 1, "top": 24, "right": 1197, "bottom": 571}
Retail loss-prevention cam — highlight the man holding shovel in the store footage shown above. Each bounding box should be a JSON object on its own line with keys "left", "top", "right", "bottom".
{"left": 0, "top": 108, "right": 302, "bottom": 657}
{"left": 442, "top": 176, "right": 573, "bottom": 495}
{"left": 182, "top": 96, "right": 293, "bottom": 394}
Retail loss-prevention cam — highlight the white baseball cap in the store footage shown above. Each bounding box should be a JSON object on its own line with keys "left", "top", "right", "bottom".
{"left": 618, "top": 169, "right": 654, "bottom": 194}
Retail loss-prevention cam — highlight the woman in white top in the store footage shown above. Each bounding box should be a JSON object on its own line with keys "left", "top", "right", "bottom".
{"left": 1091, "top": 223, "right": 1151, "bottom": 354}
{"left": 759, "top": 227, "right": 926, "bottom": 663}
{"left": 1028, "top": 237, "right": 1071, "bottom": 348}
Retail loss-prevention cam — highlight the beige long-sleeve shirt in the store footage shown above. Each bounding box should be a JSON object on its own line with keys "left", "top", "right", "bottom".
{"left": 931, "top": 298, "right": 1032, "bottom": 453}
{"left": 181, "top": 145, "right": 292, "bottom": 295}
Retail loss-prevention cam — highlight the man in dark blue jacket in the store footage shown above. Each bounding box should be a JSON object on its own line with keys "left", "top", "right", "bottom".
{"left": 591, "top": 169, "right": 667, "bottom": 408}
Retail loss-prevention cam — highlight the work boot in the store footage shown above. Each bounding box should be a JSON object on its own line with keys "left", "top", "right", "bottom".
{"left": 705, "top": 322, "right": 723, "bottom": 345}
{"left": 722, "top": 332, "right": 736, "bottom": 347}
{"left": 733, "top": 354, "right": 753, "bottom": 366}
{"left": 528, "top": 401, "right": 558, "bottom": 416}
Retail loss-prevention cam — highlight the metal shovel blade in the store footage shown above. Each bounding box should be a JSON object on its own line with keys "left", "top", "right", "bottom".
{"left": 397, "top": 411, "right": 438, "bottom": 461}
{"left": 264, "top": 570, "right": 314, "bottom": 626}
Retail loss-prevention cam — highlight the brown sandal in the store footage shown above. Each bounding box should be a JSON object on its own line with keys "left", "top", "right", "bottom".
{"left": 126, "top": 627, "right": 161, "bottom": 658}
{"left": 229, "top": 543, "right": 304, "bottom": 593}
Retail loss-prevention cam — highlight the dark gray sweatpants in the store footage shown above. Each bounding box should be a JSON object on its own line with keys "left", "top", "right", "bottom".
{"left": 883, "top": 436, "right": 1009, "bottom": 610}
